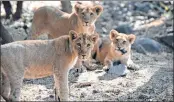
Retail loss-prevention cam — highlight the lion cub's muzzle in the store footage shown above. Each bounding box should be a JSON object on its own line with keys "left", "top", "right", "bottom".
{"left": 83, "top": 21, "right": 90, "bottom": 26}
{"left": 116, "top": 47, "right": 127, "bottom": 55}
{"left": 119, "top": 49, "right": 127, "bottom": 55}
{"left": 79, "top": 54, "right": 89, "bottom": 61}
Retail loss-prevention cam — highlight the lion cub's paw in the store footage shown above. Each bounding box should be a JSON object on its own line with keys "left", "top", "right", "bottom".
{"left": 82, "top": 61, "right": 98, "bottom": 71}
{"left": 103, "top": 66, "right": 109, "bottom": 72}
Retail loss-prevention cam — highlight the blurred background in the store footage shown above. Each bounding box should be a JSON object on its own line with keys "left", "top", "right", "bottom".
{"left": 0, "top": 1, "right": 173, "bottom": 101}
{"left": 0, "top": 1, "right": 173, "bottom": 51}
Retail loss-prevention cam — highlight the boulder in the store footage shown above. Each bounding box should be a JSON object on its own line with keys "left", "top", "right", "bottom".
{"left": 132, "top": 37, "right": 162, "bottom": 54}
{"left": 158, "top": 33, "right": 174, "bottom": 49}
{"left": 133, "top": 2, "right": 152, "bottom": 13}
{"left": 114, "top": 23, "right": 133, "bottom": 34}
{"left": 0, "top": 22, "right": 14, "bottom": 44}
{"left": 108, "top": 63, "right": 129, "bottom": 76}
{"left": 5, "top": 27, "right": 27, "bottom": 41}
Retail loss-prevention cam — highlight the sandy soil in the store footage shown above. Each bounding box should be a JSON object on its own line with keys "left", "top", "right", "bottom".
{"left": 1, "top": 1, "right": 173, "bottom": 101}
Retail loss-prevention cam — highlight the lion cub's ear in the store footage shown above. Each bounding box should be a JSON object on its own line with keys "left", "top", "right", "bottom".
{"left": 74, "top": 3, "right": 81, "bottom": 13}
{"left": 91, "top": 34, "right": 99, "bottom": 44}
{"left": 128, "top": 34, "right": 136, "bottom": 44}
{"left": 109, "top": 29, "right": 119, "bottom": 41}
{"left": 69, "top": 30, "right": 78, "bottom": 41}
{"left": 94, "top": 5, "right": 103, "bottom": 15}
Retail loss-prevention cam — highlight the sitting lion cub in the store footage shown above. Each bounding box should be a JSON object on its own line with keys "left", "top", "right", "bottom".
{"left": 95, "top": 29, "right": 139, "bottom": 71}
{"left": 29, "top": 2, "right": 103, "bottom": 39}
{"left": 1, "top": 30, "right": 98, "bottom": 101}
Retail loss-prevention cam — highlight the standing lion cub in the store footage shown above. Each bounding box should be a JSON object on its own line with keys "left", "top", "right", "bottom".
{"left": 1, "top": 30, "right": 98, "bottom": 101}
{"left": 95, "top": 29, "right": 139, "bottom": 71}
{"left": 29, "top": 2, "right": 103, "bottom": 39}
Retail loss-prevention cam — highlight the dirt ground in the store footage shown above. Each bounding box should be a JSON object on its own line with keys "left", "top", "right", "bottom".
{"left": 1, "top": 1, "right": 173, "bottom": 101}
{"left": 19, "top": 51, "right": 173, "bottom": 101}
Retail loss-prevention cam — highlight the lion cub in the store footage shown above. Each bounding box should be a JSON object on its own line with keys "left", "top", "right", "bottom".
{"left": 29, "top": 2, "right": 103, "bottom": 39}
{"left": 95, "top": 29, "right": 139, "bottom": 71}
{"left": 1, "top": 30, "right": 98, "bottom": 101}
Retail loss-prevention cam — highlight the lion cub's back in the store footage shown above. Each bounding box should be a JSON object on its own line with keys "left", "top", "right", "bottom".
{"left": 1, "top": 42, "right": 28, "bottom": 73}
{"left": 33, "top": 6, "right": 66, "bottom": 23}
{"left": 1, "top": 40, "right": 55, "bottom": 67}
{"left": 1, "top": 42, "right": 26, "bottom": 59}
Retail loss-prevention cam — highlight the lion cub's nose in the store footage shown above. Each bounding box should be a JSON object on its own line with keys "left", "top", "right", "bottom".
{"left": 82, "top": 55, "right": 86, "bottom": 59}
{"left": 85, "top": 22, "right": 89, "bottom": 25}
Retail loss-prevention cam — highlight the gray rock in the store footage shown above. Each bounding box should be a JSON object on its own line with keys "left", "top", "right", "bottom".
{"left": 134, "top": 2, "right": 152, "bottom": 13}
{"left": 138, "top": 93, "right": 151, "bottom": 100}
{"left": 115, "top": 23, "right": 133, "bottom": 34}
{"left": 132, "top": 37, "right": 162, "bottom": 54}
{"left": 108, "top": 64, "right": 129, "bottom": 76}
{"left": 9, "top": 21, "right": 24, "bottom": 29}
{"left": 0, "top": 22, "right": 14, "bottom": 44}
{"left": 5, "top": 27, "right": 27, "bottom": 41}
{"left": 158, "top": 33, "right": 174, "bottom": 49}
{"left": 92, "top": 90, "right": 99, "bottom": 94}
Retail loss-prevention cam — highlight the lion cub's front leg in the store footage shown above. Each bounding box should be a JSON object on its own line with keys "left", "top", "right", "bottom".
{"left": 103, "top": 58, "right": 113, "bottom": 71}
{"left": 126, "top": 59, "right": 140, "bottom": 70}
{"left": 54, "top": 70, "right": 69, "bottom": 101}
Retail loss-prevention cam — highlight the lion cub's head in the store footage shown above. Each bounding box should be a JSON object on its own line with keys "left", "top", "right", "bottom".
{"left": 109, "top": 29, "right": 136, "bottom": 54}
{"left": 74, "top": 2, "right": 103, "bottom": 26}
{"left": 69, "top": 30, "right": 98, "bottom": 61}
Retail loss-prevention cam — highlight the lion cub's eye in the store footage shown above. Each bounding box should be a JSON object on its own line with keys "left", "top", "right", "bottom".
{"left": 90, "top": 13, "right": 93, "bottom": 16}
{"left": 77, "top": 43, "right": 81, "bottom": 47}
{"left": 123, "top": 41, "right": 126, "bottom": 44}
{"left": 87, "top": 44, "right": 91, "bottom": 47}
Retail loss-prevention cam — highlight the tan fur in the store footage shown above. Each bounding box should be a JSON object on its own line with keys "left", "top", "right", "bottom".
{"left": 29, "top": 2, "right": 103, "bottom": 71}
{"left": 1, "top": 30, "right": 98, "bottom": 101}
{"left": 29, "top": 2, "right": 103, "bottom": 39}
{"left": 95, "top": 30, "right": 137, "bottom": 70}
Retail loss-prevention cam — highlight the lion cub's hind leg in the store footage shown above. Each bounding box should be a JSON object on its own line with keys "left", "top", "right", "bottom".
{"left": 8, "top": 75, "right": 23, "bottom": 101}
{"left": 1, "top": 72, "right": 11, "bottom": 101}
{"left": 6, "top": 65, "right": 25, "bottom": 101}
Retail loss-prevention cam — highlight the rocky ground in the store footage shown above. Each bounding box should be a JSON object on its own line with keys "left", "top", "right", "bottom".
{"left": 1, "top": 1, "right": 173, "bottom": 101}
